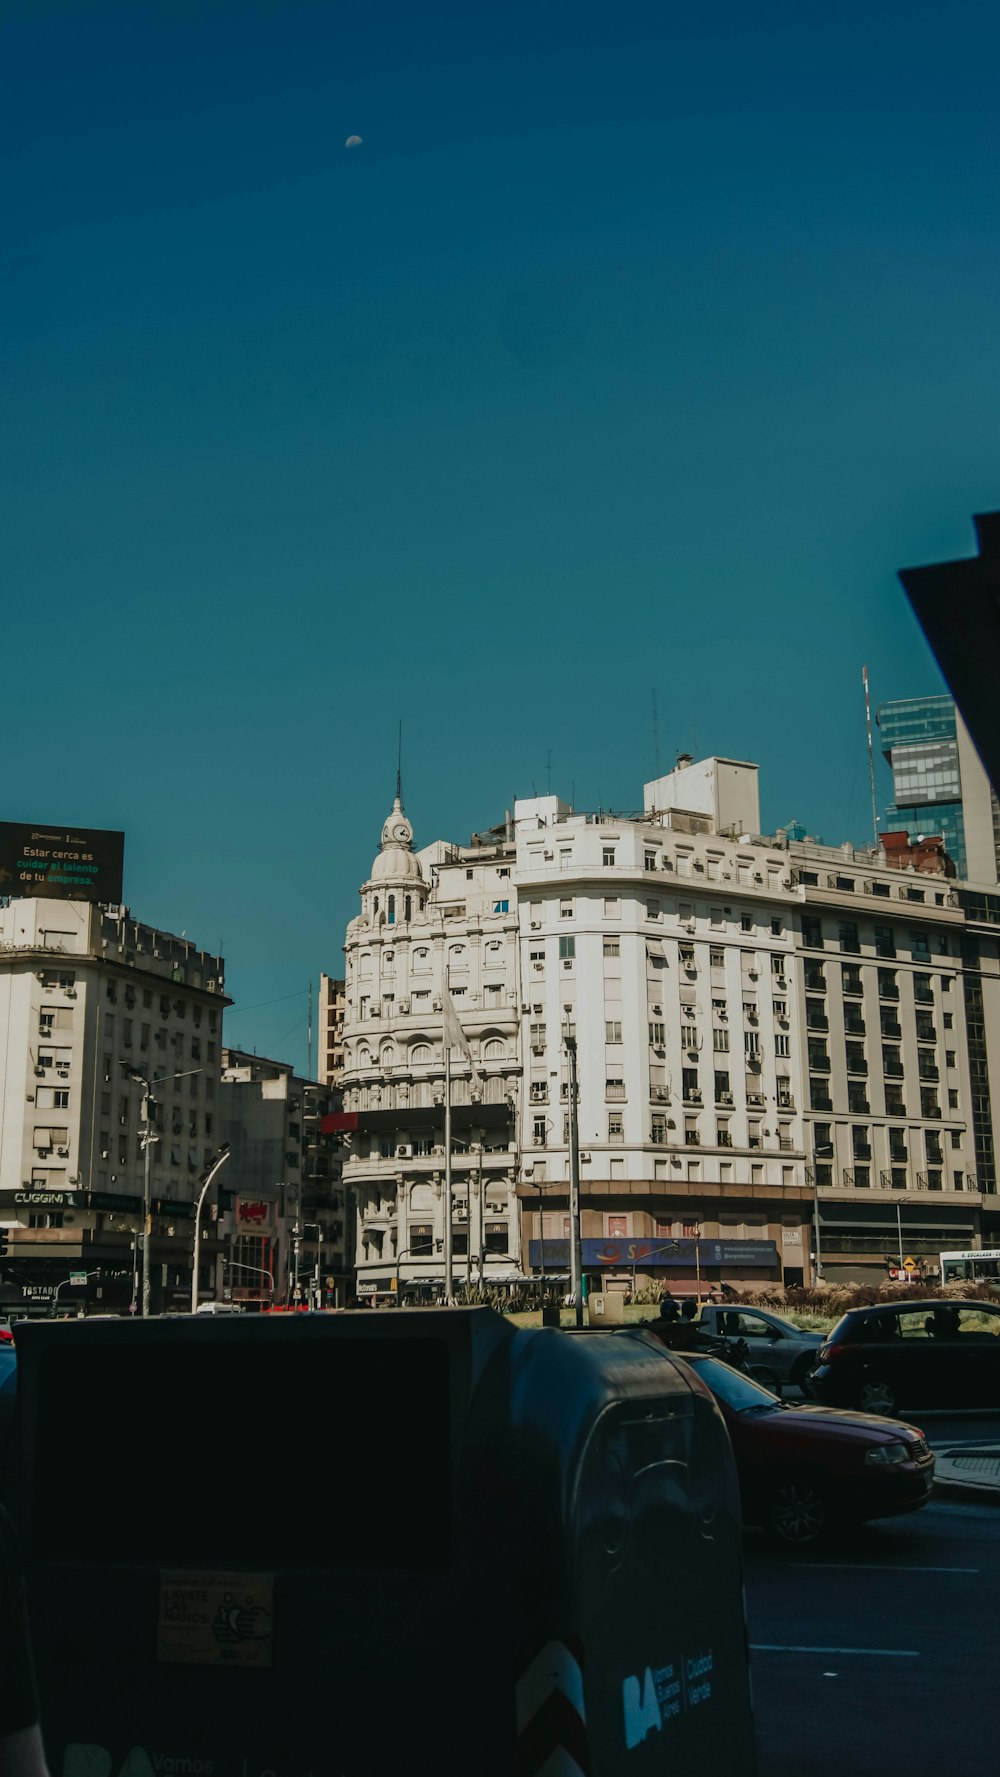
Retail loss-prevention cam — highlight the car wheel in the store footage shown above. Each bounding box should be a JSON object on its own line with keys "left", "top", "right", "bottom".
{"left": 858, "top": 1378, "right": 897, "bottom": 1417}
{"left": 750, "top": 1365, "right": 781, "bottom": 1396}
{"left": 764, "top": 1475, "right": 829, "bottom": 1548}
{"left": 790, "top": 1353, "right": 817, "bottom": 1388}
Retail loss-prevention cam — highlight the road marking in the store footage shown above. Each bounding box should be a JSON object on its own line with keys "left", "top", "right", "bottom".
{"left": 792, "top": 1563, "right": 979, "bottom": 1575}
{"left": 751, "top": 1645, "right": 920, "bottom": 1658}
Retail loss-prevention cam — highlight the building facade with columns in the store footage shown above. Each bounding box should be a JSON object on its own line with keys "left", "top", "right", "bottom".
{"left": 340, "top": 791, "right": 523, "bottom": 1300}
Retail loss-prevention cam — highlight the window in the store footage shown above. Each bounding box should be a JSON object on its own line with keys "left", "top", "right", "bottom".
{"left": 560, "top": 900, "right": 573, "bottom": 919}
{"left": 845, "top": 1041, "right": 867, "bottom": 1075}
{"left": 775, "top": 1033, "right": 790, "bottom": 1057}
{"left": 948, "top": 1088, "right": 960, "bottom": 1110}
{"left": 878, "top": 967, "right": 898, "bottom": 999}
{"left": 847, "top": 1082, "right": 869, "bottom": 1113}
{"left": 943, "top": 1011, "right": 954, "bottom": 1030}
{"left": 532, "top": 1117, "right": 547, "bottom": 1147}
{"left": 874, "top": 925, "right": 896, "bottom": 958}
{"left": 650, "top": 1113, "right": 666, "bottom": 1143}
{"left": 710, "top": 947, "right": 725, "bottom": 969}
{"left": 602, "top": 847, "right": 616, "bottom": 867}
{"left": 604, "top": 897, "right": 620, "bottom": 918}
{"left": 682, "top": 1068, "right": 700, "bottom": 1099}
{"left": 606, "top": 1020, "right": 623, "bottom": 1044}
{"left": 608, "top": 1112, "right": 624, "bottom": 1142}
{"left": 492, "top": 899, "right": 509, "bottom": 914}
{"left": 559, "top": 935, "right": 575, "bottom": 960}
{"left": 842, "top": 965, "right": 863, "bottom": 996}
{"left": 740, "top": 913, "right": 753, "bottom": 934}
{"left": 808, "top": 1038, "right": 829, "bottom": 1071}
{"left": 770, "top": 916, "right": 783, "bottom": 937}
{"left": 714, "top": 1070, "right": 730, "bottom": 1100}
{"left": 644, "top": 852, "right": 657, "bottom": 871}
{"left": 646, "top": 900, "right": 661, "bottom": 921}
{"left": 648, "top": 1022, "right": 665, "bottom": 1046}
{"left": 802, "top": 916, "right": 823, "bottom": 949}
{"left": 603, "top": 936, "right": 620, "bottom": 958}
{"left": 530, "top": 1022, "right": 546, "bottom": 1050}
{"left": 910, "top": 930, "right": 930, "bottom": 960}
{"left": 606, "top": 1077, "right": 625, "bottom": 1100}
{"left": 773, "top": 999, "right": 787, "bottom": 1018}
{"left": 744, "top": 1030, "right": 760, "bottom": 1057}
{"left": 713, "top": 1027, "right": 729, "bottom": 1051}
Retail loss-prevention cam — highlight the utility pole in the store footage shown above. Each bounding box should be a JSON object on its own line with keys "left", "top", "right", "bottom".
{"left": 141, "top": 1087, "right": 155, "bottom": 1317}
{"left": 565, "top": 1032, "right": 583, "bottom": 1328}
{"left": 443, "top": 1044, "right": 453, "bottom": 1304}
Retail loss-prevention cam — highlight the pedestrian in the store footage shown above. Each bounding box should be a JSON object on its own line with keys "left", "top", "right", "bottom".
{"left": 658, "top": 1291, "right": 680, "bottom": 1324}
{"left": 680, "top": 1298, "right": 698, "bottom": 1323}
{"left": 0, "top": 1503, "right": 48, "bottom": 1776}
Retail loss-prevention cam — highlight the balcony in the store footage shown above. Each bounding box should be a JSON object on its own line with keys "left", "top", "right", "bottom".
{"left": 880, "top": 1021, "right": 902, "bottom": 1040}
{"left": 878, "top": 981, "right": 899, "bottom": 1001}
{"left": 684, "top": 1131, "right": 701, "bottom": 1147}
{"left": 852, "top": 1145, "right": 872, "bottom": 1161}
{"left": 842, "top": 977, "right": 864, "bottom": 997}
{"left": 846, "top": 1057, "right": 868, "bottom": 1076}
{"left": 914, "top": 987, "right": 934, "bottom": 1005}
{"left": 808, "top": 1055, "right": 831, "bottom": 1073}
{"left": 806, "top": 1013, "right": 829, "bottom": 1033}
{"left": 883, "top": 1060, "right": 904, "bottom": 1077}
{"left": 919, "top": 1064, "right": 940, "bottom": 1083}
{"left": 843, "top": 1017, "right": 866, "bottom": 1037}
{"left": 916, "top": 1025, "right": 937, "bottom": 1045}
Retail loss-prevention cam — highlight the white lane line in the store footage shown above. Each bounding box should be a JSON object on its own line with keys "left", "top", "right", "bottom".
{"left": 791, "top": 1563, "right": 979, "bottom": 1574}
{"left": 750, "top": 1645, "right": 919, "bottom": 1658}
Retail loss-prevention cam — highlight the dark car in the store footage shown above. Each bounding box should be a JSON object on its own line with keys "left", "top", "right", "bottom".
{"left": 810, "top": 1298, "right": 1000, "bottom": 1416}
{"left": 697, "top": 1304, "right": 823, "bottom": 1392}
{"left": 676, "top": 1350, "right": 934, "bottom": 1546}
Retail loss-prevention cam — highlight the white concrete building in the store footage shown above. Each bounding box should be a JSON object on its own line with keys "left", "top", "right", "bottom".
{"left": 341, "top": 792, "right": 523, "bottom": 1300}
{"left": 0, "top": 898, "right": 228, "bottom": 1315}
{"left": 338, "top": 760, "right": 1000, "bottom": 1297}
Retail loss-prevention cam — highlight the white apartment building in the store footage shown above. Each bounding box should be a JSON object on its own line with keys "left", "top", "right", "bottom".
{"left": 0, "top": 897, "right": 228, "bottom": 1316}
{"left": 341, "top": 793, "right": 523, "bottom": 1300}
{"left": 339, "top": 758, "right": 1000, "bottom": 1297}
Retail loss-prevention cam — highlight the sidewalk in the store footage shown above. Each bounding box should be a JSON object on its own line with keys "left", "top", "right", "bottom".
{"left": 934, "top": 1444, "right": 1000, "bottom": 1505}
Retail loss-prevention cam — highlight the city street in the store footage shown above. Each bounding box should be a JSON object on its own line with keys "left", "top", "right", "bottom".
{"left": 747, "top": 1491, "right": 999, "bottom": 1777}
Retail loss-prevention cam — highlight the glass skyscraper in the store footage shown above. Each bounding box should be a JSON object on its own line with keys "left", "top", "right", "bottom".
{"left": 877, "top": 693, "right": 999, "bottom": 882}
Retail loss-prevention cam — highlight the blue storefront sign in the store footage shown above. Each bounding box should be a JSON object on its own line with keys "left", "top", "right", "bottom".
{"left": 527, "top": 1238, "right": 779, "bottom": 1270}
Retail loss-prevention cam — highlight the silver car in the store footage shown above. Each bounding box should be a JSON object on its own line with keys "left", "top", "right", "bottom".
{"left": 698, "top": 1305, "right": 823, "bottom": 1393}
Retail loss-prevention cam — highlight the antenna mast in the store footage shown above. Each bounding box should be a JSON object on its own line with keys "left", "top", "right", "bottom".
{"left": 396, "top": 719, "right": 403, "bottom": 803}
{"left": 652, "top": 688, "right": 661, "bottom": 779}
{"left": 307, "top": 979, "right": 314, "bottom": 1081}
{"left": 862, "top": 665, "right": 879, "bottom": 849}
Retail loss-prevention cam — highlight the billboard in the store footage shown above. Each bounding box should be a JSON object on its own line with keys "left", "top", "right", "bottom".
{"left": 0, "top": 822, "right": 124, "bottom": 904}
{"left": 527, "top": 1238, "right": 779, "bottom": 1271}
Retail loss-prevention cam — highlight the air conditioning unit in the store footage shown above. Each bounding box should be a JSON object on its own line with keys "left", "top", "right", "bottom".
{"left": 57, "top": 1069, "right": 69, "bottom": 1079}
{"left": 693, "top": 860, "right": 705, "bottom": 872}
{"left": 533, "top": 1004, "right": 543, "bottom": 1014}
{"left": 653, "top": 1087, "right": 669, "bottom": 1101}
{"left": 652, "top": 1003, "right": 663, "bottom": 1015}
{"left": 720, "top": 1091, "right": 734, "bottom": 1105}
{"left": 543, "top": 851, "right": 554, "bottom": 860}
{"left": 432, "top": 1000, "right": 442, "bottom": 1012}
{"left": 531, "top": 1043, "right": 545, "bottom": 1055}
{"left": 455, "top": 1207, "right": 468, "bottom": 1222}
{"left": 396, "top": 1144, "right": 412, "bottom": 1159}
{"left": 747, "top": 1092, "right": 764, "bottom": 1106}
{"left": 57, "top": 1147, "right": 69, "bottom": 1157}
{"left": 683, "top": 921, "right": 696, "bottom": 934}
{"left": 754, "top": 872, "right": 763, "bottom": 883}
{"left": 34, "top": 1066, "right": 44, "bottom": 1077}
{"left": 748, "top": 967, "right": 759, "bottom": 979}
{"left": 521, "top": 1002, "right": 532, "bottom": 1013}
{"left": 399, "top": 999, "right": 410, "bottom": 1013}
{"left": 65, "top": 988, "right": 76, "bottom": 998}
{"left": 530, "top": 921, "right": 541, "bottom": 930}
{"left": 687, "top": 1088, "right": 702, "bottom": 1102}
{"left": 775, "top": 975, "right": 787, "bottom": 988}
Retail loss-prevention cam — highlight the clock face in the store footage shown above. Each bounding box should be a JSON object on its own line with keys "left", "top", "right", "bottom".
{"left": 392, "top": 822, "right": 410, "bottom": 841}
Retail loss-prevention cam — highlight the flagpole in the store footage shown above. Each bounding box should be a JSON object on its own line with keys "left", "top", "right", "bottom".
{"left": 444, "top": 1041, "right": 453, "bottom": 1304}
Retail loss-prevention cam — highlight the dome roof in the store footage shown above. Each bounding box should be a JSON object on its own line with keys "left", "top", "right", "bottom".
{"left": 369, "top": 793, "right": 424, "bottom": 884}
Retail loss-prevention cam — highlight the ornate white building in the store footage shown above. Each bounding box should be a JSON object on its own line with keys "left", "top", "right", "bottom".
{"left": 338, "top": 759, "right": 1000, "bottom": 1299}
{"left": 341, "top": 789, "right": 523, "bottom": 1298}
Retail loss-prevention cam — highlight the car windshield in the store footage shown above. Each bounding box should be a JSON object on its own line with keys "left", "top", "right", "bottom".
{"left": 689, "top": 1357, "right": 784, "bottom": 1413}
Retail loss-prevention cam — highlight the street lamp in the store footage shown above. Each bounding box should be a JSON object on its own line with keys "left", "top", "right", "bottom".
{"left": 190, "top": 1146, "right": 230, "bottom": 1313}
{"left": 121, "top": 1063, "right": 202, "bottom": 1317}
{"left": 224, "top": 1256, "right": 275, "bottom": 1306}
{"left": 563, "top": 1029, "right": 584, "bottom": 1330}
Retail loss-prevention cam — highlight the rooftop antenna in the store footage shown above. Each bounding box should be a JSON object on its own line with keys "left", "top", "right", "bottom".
{"left": 547, "top": 748, "right": 552, "bottom": 795}
{"left": 862, "top": 665, "right": 879, "bottom": 848}
{"left": 652, "top": 687, "right": 661, "bottom": 779}
{"left": 307, "top": 979, "right": 314, "bottom": 1081}
{"left": 396, "top": 719, "right": 403, "bottom": 804}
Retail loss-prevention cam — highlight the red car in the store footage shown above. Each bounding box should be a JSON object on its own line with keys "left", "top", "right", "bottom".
{"left": 677, "top": 1351, "right": 935, "bottom": 1546}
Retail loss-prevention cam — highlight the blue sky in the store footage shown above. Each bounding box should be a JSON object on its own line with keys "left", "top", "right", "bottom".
{"left": 4, "top": 1, "right": 1000, "bottom": 1070}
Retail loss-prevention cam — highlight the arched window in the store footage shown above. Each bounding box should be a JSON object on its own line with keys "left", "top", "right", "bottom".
{"left": 358, "top": 1046, "right": 372, "bottom": 1069}
{"left": 388, "top": 894, "right": 396, "bottom": 925}
{"left": 380, "top": 1041, "right": 397, "bottom": 1066}
{"left": 483, "top": 1037, "right": 506, "bottom": 1060}
{"left": 410, "top": 1042, "right": 432, "bottom": 1064}
{"left": 373, "top": 895, "right": 379, "bottom": 915}
{"left": 404, "top": 894, "right": 412, "bottom": 921}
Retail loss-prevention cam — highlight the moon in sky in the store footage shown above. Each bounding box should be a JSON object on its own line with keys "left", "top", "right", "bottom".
{"left": 345, "top": 135, "right": 363, "bottom": 149}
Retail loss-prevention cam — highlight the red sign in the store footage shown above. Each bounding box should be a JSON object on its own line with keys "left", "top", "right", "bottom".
{"left": 236, "top": 1199, "right": 271, "bottom": 1227}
